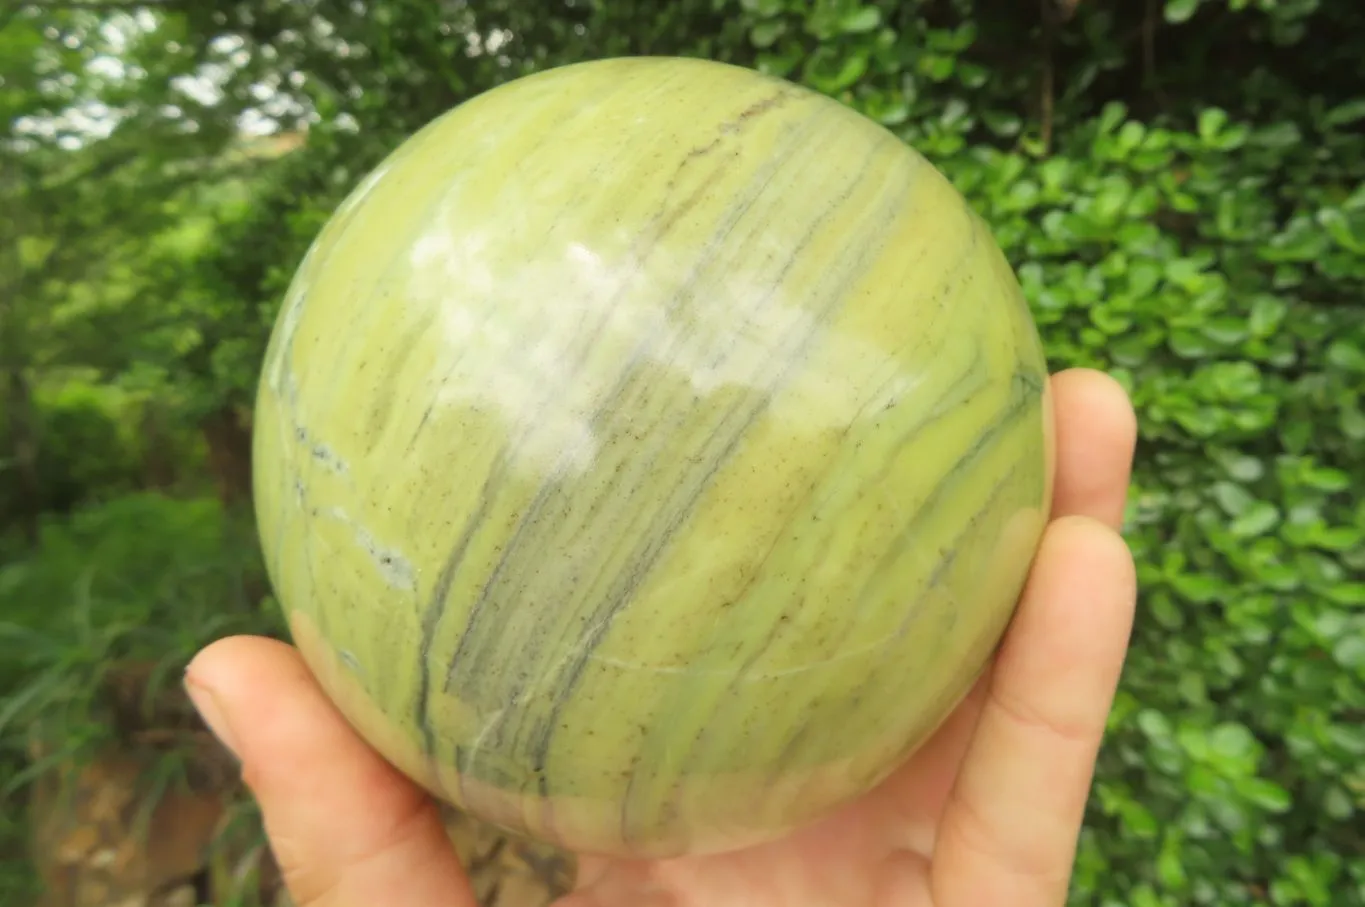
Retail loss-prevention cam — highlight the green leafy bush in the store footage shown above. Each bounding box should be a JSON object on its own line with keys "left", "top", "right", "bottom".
{"left": 0, "top": 493, "right": 276, "bottom": 748}
{"left": 0, "top": 382, "right": 140, "bottom": 522}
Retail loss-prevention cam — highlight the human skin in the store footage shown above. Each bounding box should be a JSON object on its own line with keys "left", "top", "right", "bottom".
{"left": 185, "top": 366, "right": 1138, "bottom": 907}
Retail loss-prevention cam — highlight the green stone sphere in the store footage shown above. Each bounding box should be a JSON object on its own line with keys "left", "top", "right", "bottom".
{"left": 252, "top": 56, "right": 1054, "bottom": 859}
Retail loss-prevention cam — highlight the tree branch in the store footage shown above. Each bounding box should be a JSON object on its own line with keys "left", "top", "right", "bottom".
{"left": 1040, "top": 0, "right": 1057, "bottom": 154}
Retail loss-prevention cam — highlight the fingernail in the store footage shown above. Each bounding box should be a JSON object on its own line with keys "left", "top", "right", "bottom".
{"left": 184, "top": 674, "right": 240, "bottom": 758}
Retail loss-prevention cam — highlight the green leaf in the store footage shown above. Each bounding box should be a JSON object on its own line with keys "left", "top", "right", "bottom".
{"left": 838, "top": 7, "right": 881, "bottom": 33}
{"left": 1169, "top": 571, "right": 1226, "bottom": 603}
{"left": 1325, "top": 582, "right": 1365, "bottom": 607}
{"left": 1213, "top": 449, "right": 1266, "bottom": 481}
{"left": 1157, "top": 831, "right": 1188, "bottom": 890}
{"left": 1250, "top": 297, "right": 1288, "bottom": 336}
{"left": 749, "top": 19, "right": 786, "bottom": 48}
{"left": 1097, "top": 101, "right": 1128, "bottom": 135}
{"left": 920, "top": 53, "right": 955, "bottom": 81}
{"left": 1118, "top": 798, "right": 1161, "bottom": 839}
{"left": 1325, "top": 98, "right": 1365, "bottom": 126}
{"left": 1205, "top": 361, "right": 1263, "bottom": 401}
{"left": 1197, "top": 107, "right": 1228, "bottom": 143}
{"left": 1237, "top": 777, "right": 1292, "bottom": 813}
{"left": 1093, "top": 175, "right": 1133, "bottom": 222}
{"left": 957, "top": 62, "right": 989, "bottom": 89}
{"left": 1117, "top": 120, "right": 1147, "bottom": 153}
{"left": 982, "top": 110, "right": 1022, "bottom": 137}
{"left": 1229, "top": 501, "right": 1280, "bottom": 538}
{"left": 1302, "top": 466, "right": 1351, "bottom": 492}
{"left": 1341, "top": 401, "right": 1365, "bottom": 440}
{"left": 1333, "top": 634, "right": 1365, "bottom": 670}
{"left": 1165, "top": 0, "right": 1201, "bottom": 24}
{"left": 1315, "top": 609, "right": 1351, "bottom": 641}
{"left": 1209, "top": 722, "right": 1257, "bottom": 762}
{"left": 1150, "top": 590, "right": 1186, "bottom": 629}
{"left": 1285, "top": 855, "right": 1335, "bottom": 907}
{"left": 1318, "top": 208, "right": 1365, "bottom": 253}
{"left": 1326, "top": 339, "right": 1365, "bottom": 373}
{"left": 1312, "top": 525, "right": 1364, "bottom": 552}
{"left": 1199, "top": 316, "right": 1248, "bottom": 346}
{"left": 1326, "top": 724, "right": 1365, "bottom": 755}
{"left": 804, "top": 46, "right": 868, "bottom": 93}
{"left": 1251, "top": 121, "right": 1302, "bottom": 149}
{"left": 1323, "top": 786, "right": 1355, "bottom": 820}
{"left": 1212, "top": 481, "right": 1255, "bottom": 516}
{"left": 1137, "top": 708, "right": 1174, "bottom": 740}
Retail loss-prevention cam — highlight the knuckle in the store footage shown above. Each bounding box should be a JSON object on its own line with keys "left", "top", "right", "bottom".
{"left": 990, "top": 685, "right": 1099, "bottom": 748}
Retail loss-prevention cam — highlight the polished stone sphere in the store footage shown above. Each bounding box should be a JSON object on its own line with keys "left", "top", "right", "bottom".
{"left": 252, "top": 56, "right": 1054, "bottom": 858}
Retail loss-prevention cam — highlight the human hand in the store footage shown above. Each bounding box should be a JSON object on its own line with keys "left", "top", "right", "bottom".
{"left": 185, "top": 366, "right": 1137, "bottom": 907}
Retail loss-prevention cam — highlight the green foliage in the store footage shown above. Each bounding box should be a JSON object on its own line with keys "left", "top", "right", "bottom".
{"left": 0, "top": 492, "right": 276, "bottom": 899}
{"left": 1, "top": 0, "right": 1362, "bottom": 903}
{"left": 0, "top": 381, "right": 137, "bottom": 513}
{"left": 0, "top": 494, "right": 277, "bottom": 760}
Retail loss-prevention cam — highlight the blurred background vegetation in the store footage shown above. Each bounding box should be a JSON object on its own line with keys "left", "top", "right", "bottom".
{"left": 2, "top": 0, "right": 1363, "bottom": 905}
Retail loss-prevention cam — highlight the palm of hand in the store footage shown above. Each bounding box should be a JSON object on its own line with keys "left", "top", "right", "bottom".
{"left": 568, "top": 685, "right": 985, "bottom": 907}
{"left": 186, "top": 369, "right": 1137, "bottom": 907}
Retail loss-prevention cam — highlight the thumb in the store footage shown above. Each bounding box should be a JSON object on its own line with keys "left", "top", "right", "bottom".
{"left": 184, "top": 635, "right": 477, "bottom": 907}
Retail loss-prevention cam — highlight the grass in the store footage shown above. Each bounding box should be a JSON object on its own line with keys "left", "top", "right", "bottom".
{"left": 0, "top": 492, "right": 284, "bottom": 905}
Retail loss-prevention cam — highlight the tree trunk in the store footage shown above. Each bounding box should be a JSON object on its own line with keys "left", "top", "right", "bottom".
{"left": 137, "top": 404, "right": 182, "bottom": 492}
{"left": 199, "top": 404, "right": 253, "bottom": 507}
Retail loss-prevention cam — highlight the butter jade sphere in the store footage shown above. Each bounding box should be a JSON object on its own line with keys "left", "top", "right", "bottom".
{"left": 252, "top": 56, "right": 1054, "bottom": 859}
